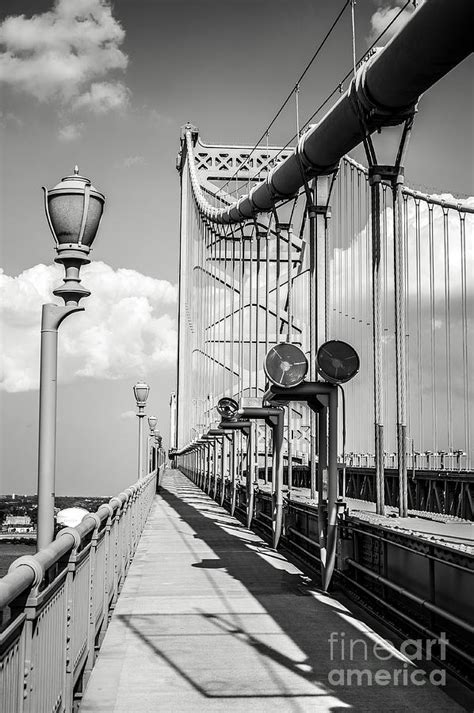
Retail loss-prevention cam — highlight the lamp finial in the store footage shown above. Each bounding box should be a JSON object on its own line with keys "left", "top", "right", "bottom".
{"left": 74, "top": 165, "right": 79, "bottom": 175}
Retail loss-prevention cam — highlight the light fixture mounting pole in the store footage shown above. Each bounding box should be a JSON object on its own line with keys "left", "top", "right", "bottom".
{"left": 36, "top": 302, "right": 84, "bottom": 551}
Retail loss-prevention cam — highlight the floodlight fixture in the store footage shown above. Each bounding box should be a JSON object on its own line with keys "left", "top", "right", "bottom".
{"left": 216, "top": 397, "right": 239, "bottom": 420}
{"left": 264, "top": 343, "right": 308, "bottom": 388}
{"left": 316, "top": 340, "right": 359, "bottom": 384}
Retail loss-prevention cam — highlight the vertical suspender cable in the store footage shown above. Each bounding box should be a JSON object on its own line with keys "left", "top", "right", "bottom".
{"left": 350, "top": 164, "right": 355, "bottom": 346}
{"left": 249, "top": 231, "right": 254, "bottom": 400}
{"left": 198, "top": 216, "right": 203, "bottom": 432}
{"left": 382, "top": 183, "right": 389, "bottom": 450}
{"left": 325, "top": 180, "right": 332, "bottom": 345}
{"left": 415, "top": 198, "right": 423, "bottom": 453}
{"left": 264, "top": 223, "right": 271, "bottom": 484}
{"left": 403, "top": 194, "right": 411, "bottom": 471}
{"left": 255, "top": 231, "right": 261, "bottom": 483}
{"left": 231, "top": 235, "right": 236, "bottom": 396}
{"left": 393, "top": 174, "right": 408, "bottom": 517}
{"left": 287, "top": 225, "right": 293, "bottom": 344}
{"left": 239, "top": 231, "right": 245, "bottom": 401}
{"left": 350, "top": 0, "right": 357, "bottom": 78}
{"left": 308, "top": 182, "right": 317, "bottom": 500}
{"left": 443, "top": 206, "right": 452, "bottom": 453}
{"left": 295, "top": 83, "right": 301, "bottom": 140}
{"left": 211, "top": 227, "right": 217, "bottom": 426}
{"left": 366, "top": 175, "right": 372, "bottom": 458}
{"left": 459, "top": 212, "right": 470, "bottom": 469}
{"left": 276, "top": 221, "right": 281, "bottom": 343}
{"left": 255, "top": 232, "right": 261, "bottom": 397}
{"left": 370, "top": 169, "right": 385, "bottom": 514}
{"left": 428, "top": 204, "right": 437, "bottom": 463}
{"left": 205, "top": 222, "right": 211, "bottom": 429}
{"left": 219, "top": 231, "right": 224, "bottom": 400}
{"left": 357, "top": 168, "right": 363, "bottom": 449}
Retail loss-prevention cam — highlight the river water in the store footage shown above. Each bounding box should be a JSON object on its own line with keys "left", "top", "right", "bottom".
{"left": 0, "top": 542, "right": 36, "bottom": 577}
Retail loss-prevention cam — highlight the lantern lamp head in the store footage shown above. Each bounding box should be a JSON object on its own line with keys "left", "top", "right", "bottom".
{"left": 148, "top": 415, "right": 158, "bottom": 432}
{"left": 133, "top": 382, "right": 150, "bottom": 413}
{"left": 43, "top": 167, "right": 105, "bottom": 306}
{"left": 44, "top": 166, "right": 105, "bottom": 252}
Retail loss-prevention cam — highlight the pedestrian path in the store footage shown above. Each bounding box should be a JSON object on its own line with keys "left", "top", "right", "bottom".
{"left": 79, "top": 470, "right": 470, "bottom": 712}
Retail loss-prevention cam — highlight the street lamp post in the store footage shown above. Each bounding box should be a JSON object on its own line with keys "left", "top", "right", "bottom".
{"left": 156, "top": 431, "right": 164, "bottom": 476}
{"left": 133, "top": 382, "right": 150, "bottom": 479}
{"left": 37, "top": 167, "right": 105, "bottom": 551}
{"left": 147, "top": 415, "right": 157, "bottom": 472}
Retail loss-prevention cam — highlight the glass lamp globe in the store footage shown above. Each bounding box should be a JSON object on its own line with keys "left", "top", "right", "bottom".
{"left": 133, "top": 382, "right": 150, "bottom": 407}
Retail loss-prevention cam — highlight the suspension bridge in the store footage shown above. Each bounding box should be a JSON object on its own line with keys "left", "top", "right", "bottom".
{"left": 1, "top": 0, "right": 473, "bottom": 710}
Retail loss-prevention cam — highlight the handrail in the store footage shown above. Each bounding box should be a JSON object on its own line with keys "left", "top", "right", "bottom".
{"left": 0, "top": 470, "right": 157, "bottom": 713}
{"left": 0, "top": 474, "right": 152, "bottom": 608}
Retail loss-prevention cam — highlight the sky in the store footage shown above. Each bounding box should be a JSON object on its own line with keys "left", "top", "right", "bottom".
{"left": 0, "top": 0, "right": 473, "bottom": 495}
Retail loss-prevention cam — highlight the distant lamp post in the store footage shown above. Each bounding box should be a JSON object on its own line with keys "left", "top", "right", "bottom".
{"left": 155, "top": 431, "right": 164, "bottom": 479}
{"left": 37, "top": 167, "right": 105, "bottom": 551}
{"left": 133, "top": 382, "right": 150, "bottom": 479}
{"left": 147, "top": 416, "right": 157, "bottom": 471}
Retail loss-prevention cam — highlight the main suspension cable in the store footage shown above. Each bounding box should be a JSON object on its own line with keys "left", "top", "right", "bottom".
{"left": 223, "top": 0, "right": 412, "bottom": 198}
{"left": 217, "top": 0, "right": 350, "bottom": 198}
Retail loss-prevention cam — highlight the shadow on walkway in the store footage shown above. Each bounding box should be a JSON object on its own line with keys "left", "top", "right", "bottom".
{"left": 115, "top": 471, "right": 467, "bottom": 712}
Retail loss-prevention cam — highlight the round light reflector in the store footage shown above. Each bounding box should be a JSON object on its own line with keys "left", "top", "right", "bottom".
{"left": 217, "top": 397, "right": 239, "bottom": 419}
{"left": 316, "top": 340, "right": 359, "bottom": 384}
{"left": 264, "top": 343, "right": 308, "bottom": 388}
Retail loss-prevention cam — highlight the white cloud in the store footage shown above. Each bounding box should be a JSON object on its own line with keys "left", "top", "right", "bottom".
{"left": 0, "top": 262, "right": 178, "bottom": 392}
{"left": 0, "top": 0, "right": 128, "bottom": 112}
{"left": 124, "top": 155, "right": 145, "bottom": 168}
{"left": 368, "top": 1, "right": 424, "bottom": 44}
{"left": 72, "top": 81, "right": 129, "bottom": 114}
{"left": 120, "top": 410, "right": 136, "bottom": 420}
{"left": 58, "top": 122, "right": 84, "bottom": 141}
{"left": 0, "top": 110, "right": 23, "bottom": 127}
{"left": 147, "top": 108, "right": 174, "bottom": 127}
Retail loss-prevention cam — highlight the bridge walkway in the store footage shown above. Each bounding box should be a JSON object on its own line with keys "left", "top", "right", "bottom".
{"left": 79, "top": 470, "right": 469, "bottom": 712}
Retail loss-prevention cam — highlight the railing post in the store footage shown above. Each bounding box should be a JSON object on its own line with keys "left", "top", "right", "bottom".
{"left": 22, "top": 597, "right": 36, "bottom": 713}
{"left": 63, "top": 532, "right": 80, "bottom": 712}
{"left": 100, "top": 505, "right": 114, "bottom": 645}
{"left": 84, "top": 515, "right": 101, "bottom": 684}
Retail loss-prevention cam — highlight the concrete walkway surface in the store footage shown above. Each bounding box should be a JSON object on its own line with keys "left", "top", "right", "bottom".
{"left": 79, "top": 470, "right": 471, "bottom": 712}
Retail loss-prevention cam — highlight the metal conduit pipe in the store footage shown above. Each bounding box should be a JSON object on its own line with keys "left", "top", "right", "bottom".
{"left": 186, "top": 0, "right": 472, "bottom": 224}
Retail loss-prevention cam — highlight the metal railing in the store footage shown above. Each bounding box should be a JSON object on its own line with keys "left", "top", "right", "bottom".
{"left": 0, "top": 471, "right": 157, "bottom": 713}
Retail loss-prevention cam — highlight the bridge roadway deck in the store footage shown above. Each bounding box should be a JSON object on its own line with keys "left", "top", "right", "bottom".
{"left": 80, "top": 470, "right": 471, "bottom": 712}
{"left": 268, "top": 486, "right": 474, "bottom": 553}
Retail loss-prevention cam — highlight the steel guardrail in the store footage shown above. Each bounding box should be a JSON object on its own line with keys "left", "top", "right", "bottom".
{"left": 0, "top": 471, "right": 157, "bottom": 713}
